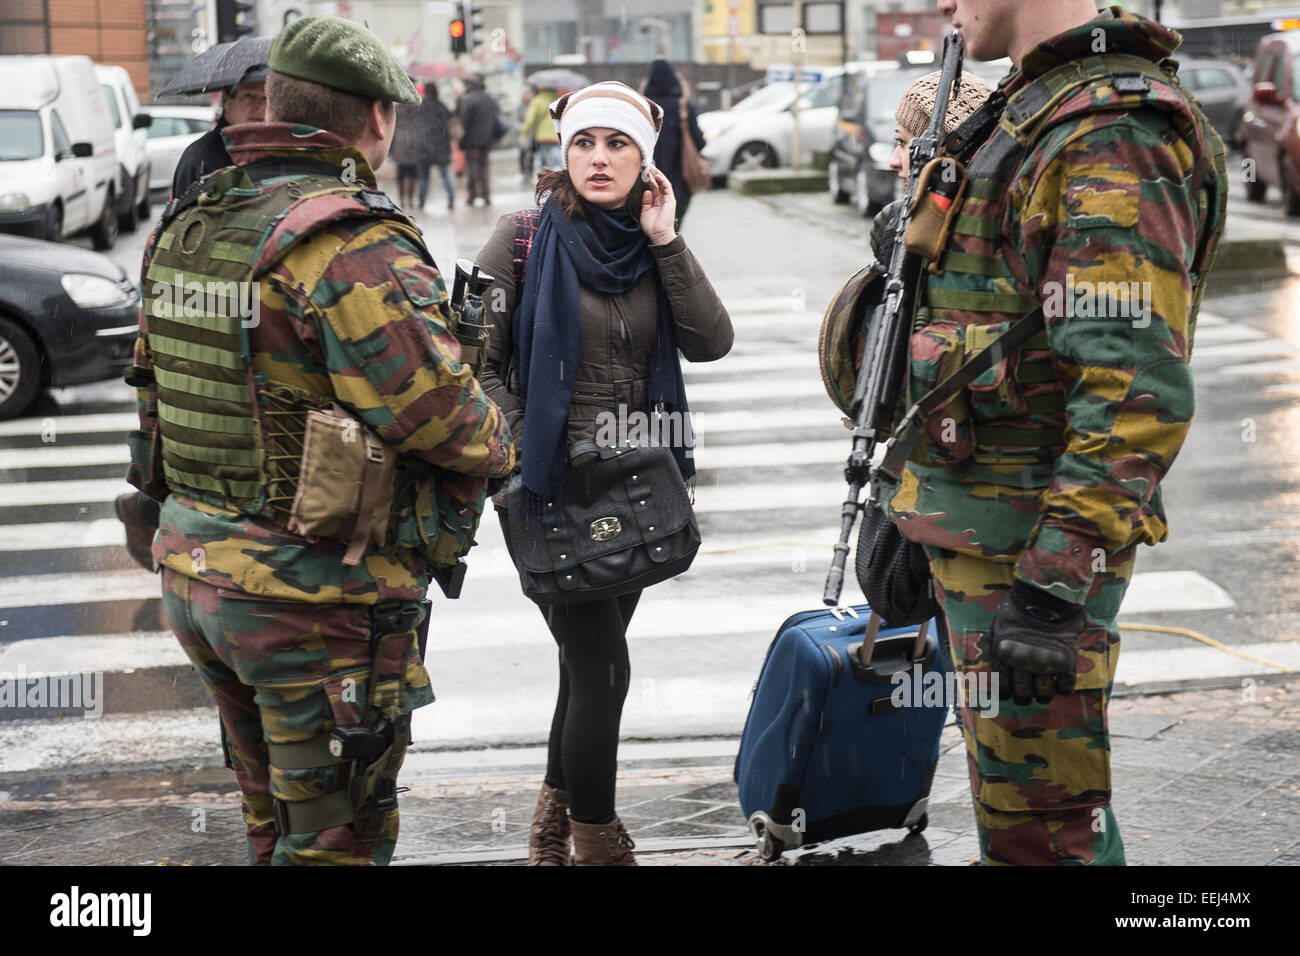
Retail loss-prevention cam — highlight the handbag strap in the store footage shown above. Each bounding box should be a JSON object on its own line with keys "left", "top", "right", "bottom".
{"left": 877, "top": 307, "right": 1046, "bottom": 481}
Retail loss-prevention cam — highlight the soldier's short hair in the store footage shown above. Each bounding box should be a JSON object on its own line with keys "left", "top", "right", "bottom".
{"left": 266, "top": 72, "right": 394, "bottom": 142}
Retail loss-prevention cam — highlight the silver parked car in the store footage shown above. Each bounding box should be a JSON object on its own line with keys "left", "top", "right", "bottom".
{"left": 1179, "top": 58, "right": 1252, "bottom": 148}
{"left": 143, "top": 105, "right": 216, "bottom": 193}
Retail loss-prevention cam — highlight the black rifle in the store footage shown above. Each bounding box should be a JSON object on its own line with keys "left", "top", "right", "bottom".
{"left": 429, "top": 260, "right": 497, "bottom": 601}
{"left": 823, "top": 31, "right": 966, "bottom": 606}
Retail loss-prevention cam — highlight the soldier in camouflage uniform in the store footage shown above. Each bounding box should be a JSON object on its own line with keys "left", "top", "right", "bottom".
{"left": 126, "top": 17, "right": 514, "bottom": 865}
{"left": 883, "top": 1, "right": 1226, "bottom": 864}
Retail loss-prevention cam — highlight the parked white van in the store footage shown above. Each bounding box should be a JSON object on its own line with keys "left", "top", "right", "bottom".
{"left": 95, "top": 63, "right": 153, "bottom": 232}
{"left": 0, "top": 55, "right": 119, "bottom": 249}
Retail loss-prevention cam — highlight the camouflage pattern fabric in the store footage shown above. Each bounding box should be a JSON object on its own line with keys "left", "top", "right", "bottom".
{"left": 924, "top": 544, "right": 1135, "bottom": 865}
{"left": 161, "top": 568, "right": 433, "bottom": 865}
{"left": 131, "top": 123, "right": 514, "bottom": 605}
{"left": 892, "top": 9, "right": 1223, "bottom": 603}
{"left": 884, "top": 9, "right": 1225, "bottom": 865}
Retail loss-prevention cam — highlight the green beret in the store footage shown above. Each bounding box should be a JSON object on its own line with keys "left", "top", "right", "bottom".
{"left": 269, "top": 16, "right": 420, "bottom": 105}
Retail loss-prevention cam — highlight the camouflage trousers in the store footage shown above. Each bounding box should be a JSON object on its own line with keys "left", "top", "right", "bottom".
{"left": 922, "top": 545, "right": 1136, "bottom": 866}
{"left": 161, "top": 568, "right": 433, "bottom": 865}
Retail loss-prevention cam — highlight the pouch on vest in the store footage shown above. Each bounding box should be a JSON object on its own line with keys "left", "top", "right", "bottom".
{"left": 904, "top": 156, "right": 968, "bottom": 269}
{"left": 288, "top": 403, "right": 397, "bottom": 565}
{"left": 908, "top": 320, "right": 974, "bottom": 468}
{"left": 963, "top": 320, "right": 1027, "bottom": 423}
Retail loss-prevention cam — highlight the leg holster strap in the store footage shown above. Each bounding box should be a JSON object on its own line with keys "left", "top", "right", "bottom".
{"left": 350, "top": 712, "right": 411, "bottom": 843}
{"left": 267, "top": 734, "right": 348, "bottom": 770}
{"left": 273, "top": 790, "right": 356, "bottom": 835}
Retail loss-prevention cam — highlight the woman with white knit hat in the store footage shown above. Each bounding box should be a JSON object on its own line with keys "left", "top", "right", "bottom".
{"left": 474, "top": 81, "right": 734, "bottom": 866}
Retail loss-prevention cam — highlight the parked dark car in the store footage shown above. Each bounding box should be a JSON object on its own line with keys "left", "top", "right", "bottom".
{"left": 828, "top": 58, "right": 1009, "bottom": 217}
{"left": 1179, "top": 57, "right": 1252, "bottom": 148}
{"left": 828, "top": 63, "right": 918, "bottom": 217}
{"left": 0, "top": 233, "right": 139, "bottom": 419}
{"left": 1242, "top": 30, "right": 1300, "bottom": 216}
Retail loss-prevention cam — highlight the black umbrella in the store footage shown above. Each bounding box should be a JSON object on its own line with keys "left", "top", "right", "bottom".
{"left": 157, "top": 37, "right": 271, "bottom": 98}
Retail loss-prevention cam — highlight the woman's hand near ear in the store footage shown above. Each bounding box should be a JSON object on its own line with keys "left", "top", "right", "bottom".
{"left": 640, "top": 167, "right": 678, "bottom": 246}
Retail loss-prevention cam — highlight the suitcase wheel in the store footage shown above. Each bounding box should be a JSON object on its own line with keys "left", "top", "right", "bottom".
{"left": 906, "top": 813, "right": 928, "bottom": 836}
{"left": 748, "top": 812, "right": 787, "bottom": 862}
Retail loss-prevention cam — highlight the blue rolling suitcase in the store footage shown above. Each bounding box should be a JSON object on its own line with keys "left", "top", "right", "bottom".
{"left": 735, "top": 605, "right": 949, "bottom": 860}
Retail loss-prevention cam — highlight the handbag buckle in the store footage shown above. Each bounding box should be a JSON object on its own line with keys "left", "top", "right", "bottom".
{"left": 590, "top": 516, "right": 622, "bottom": 541}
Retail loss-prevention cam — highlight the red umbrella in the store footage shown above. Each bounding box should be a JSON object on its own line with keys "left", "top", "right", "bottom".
{"left": 410, "top": 62, "right": 474, "bottom": 82}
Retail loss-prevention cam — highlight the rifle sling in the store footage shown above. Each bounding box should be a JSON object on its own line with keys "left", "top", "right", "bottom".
{"left": 878, "top": 307, "right": 1046, "bottom": 481}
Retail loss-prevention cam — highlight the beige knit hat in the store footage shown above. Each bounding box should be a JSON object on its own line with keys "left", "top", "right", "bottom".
{"left": 895, "top": 71, "right": 995, "bottom": 139}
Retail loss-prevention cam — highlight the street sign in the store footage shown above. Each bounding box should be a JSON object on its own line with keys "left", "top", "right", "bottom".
{"left": 766, "top": 66, "right": 824, "bottom": 84}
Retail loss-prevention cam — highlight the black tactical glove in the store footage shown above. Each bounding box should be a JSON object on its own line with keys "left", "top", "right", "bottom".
{"left": 991, "top": 579, "right": 1087, "bottom": 705}
{"left": 869, "top": 198, "right": 908, "bottom": 266}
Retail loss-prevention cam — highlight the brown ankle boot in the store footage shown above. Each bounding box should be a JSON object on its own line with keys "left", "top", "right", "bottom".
{"left": 528, "top": 782, "right": 572, "bottom": 866}
{"left": 570, "top": 816, "right": 637, "bottom": 866}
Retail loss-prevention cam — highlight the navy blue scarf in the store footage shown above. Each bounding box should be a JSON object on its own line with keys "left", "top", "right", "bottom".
{"left": 512, "top": 196, "right": 693, "bottom": 508}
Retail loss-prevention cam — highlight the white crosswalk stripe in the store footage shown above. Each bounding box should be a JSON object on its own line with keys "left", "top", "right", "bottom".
{"left": 0, "top": 293, "right": 1280, "bottom": 768}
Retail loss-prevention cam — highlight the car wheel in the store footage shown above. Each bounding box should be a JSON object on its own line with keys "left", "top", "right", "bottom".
{"left": 731, "top": 141, "right": 778, "bottom": 171}
{"left": 91, "top": 190, "right": 119, "bottom": 250}
{"left": 42, "top": 202, "right": 63, "bottom": 243}
{"left": 118, "top": 178, "right": 139, "bottom": 233}
{"left": 1229, "top": 111, "right": 1245, "bottom": 151}
{"left": 829, "top": 161, "right": 849, "bottom": 203}
{"left": 0, "top": 315, "right": 41, "bottom": 421}
{"left": 1243, "top": 144, "right": 1267, "bottom": 202}
{"left": 855, "top": 164, "right": 872, "bottom": 218}
{"left": 136, "top": 175, "right": 152, "bottom": 224}
{"left": 1281, "top": 151, "right": 1300, "bottom": 217}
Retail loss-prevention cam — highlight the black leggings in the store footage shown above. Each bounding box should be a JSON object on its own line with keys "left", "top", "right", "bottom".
{"left": 498, "top": 511, "right": 638, "bottom": 824}
{"left": 541, "top": 592, "right": 639, "bottom": 824}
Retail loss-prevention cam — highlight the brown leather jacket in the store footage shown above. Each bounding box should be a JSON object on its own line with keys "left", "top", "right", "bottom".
{"left": 475, "top": 209, "right": 734, "bottom": 505}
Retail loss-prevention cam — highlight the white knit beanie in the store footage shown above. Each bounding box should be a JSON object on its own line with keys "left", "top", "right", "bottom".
{"left": 549, "top": 80, "right": 664, "bottom": 171}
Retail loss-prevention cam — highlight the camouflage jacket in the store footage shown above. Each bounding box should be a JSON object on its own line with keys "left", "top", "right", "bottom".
{"left": 889, "top": 7, "right": 1225, "bottom": 605}
{"left": 129, "top": 123, "right": 514, "bottom": 604}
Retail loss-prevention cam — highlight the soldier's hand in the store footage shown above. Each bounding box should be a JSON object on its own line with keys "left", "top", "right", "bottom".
{"left": 990, "top": 580, "right": 1087, "bottom": 705}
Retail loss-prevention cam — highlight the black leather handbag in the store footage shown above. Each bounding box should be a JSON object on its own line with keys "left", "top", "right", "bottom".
{"left": 506, "top": 440, "right": 700, "bottom": 605}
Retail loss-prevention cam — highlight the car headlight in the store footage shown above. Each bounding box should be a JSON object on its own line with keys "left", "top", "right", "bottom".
{"left": 867, "top": 142, "right": 893, "bottom": 165}
{"left": 0, "top": 193, "right": 31, "bottom": 213}
{"left": 61, "top": 273, "right": 132, "bottom": 309}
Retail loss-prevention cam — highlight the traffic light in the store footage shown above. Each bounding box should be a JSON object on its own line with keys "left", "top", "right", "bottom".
{"left": 450, "top": 3, "right": 467, "bottom": 54}
{"left": 216, "top": 0, "right": 257, "bottom": 42}
{"left": 468, "top": 5, "right": 485, "bottom": 52}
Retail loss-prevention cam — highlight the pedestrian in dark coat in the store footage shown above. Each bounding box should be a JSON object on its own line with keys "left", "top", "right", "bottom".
{"left": 418, "top": 86, "right": 455, "bottom": 210}
{"left": 390, "top": 99, "right": 424, "bottom": 211}
{"left": 642, "top": 59, "right": 706, "bottom": 224}
{"left": 457, "top": 74, "right": 498, "bottom": 204}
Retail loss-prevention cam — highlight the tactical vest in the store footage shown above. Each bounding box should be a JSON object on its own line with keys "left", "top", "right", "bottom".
{"left": 909, "top": 52, "right": 1227, "bottom": 469}
{"left": 139, "top": 159, "right": 478, "bottom": 568}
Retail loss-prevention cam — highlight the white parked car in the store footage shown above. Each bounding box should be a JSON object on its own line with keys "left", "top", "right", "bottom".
{"left": 95, "top": 64, "right": 153, "bottom": 232}
{"left": 699, "top": 66, "right": 860, "bottom": 177}
{"left": 0, "top": 55, "right": 120, "bottom": 249}
{"left": 143, "top": 105, "right": 216, "bottom": 194}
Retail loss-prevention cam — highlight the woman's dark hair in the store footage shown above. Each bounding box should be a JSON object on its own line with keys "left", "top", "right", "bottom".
{"left": 535, "top": 165, "right": 648, "bottom": 220}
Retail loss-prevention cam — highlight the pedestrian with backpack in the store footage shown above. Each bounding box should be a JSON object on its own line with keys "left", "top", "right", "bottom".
{"left": 473, "top": 81, "right": 733, "bottom": 865}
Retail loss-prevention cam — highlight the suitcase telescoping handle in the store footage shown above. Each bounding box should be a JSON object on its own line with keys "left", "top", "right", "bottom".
{"left": 858, "top": 610, "right": 929, "bottom": 668}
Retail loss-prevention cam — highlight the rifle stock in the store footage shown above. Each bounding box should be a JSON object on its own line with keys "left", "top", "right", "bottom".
{"left": 822, "top": 30, "right": 966, "bottom": 606}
